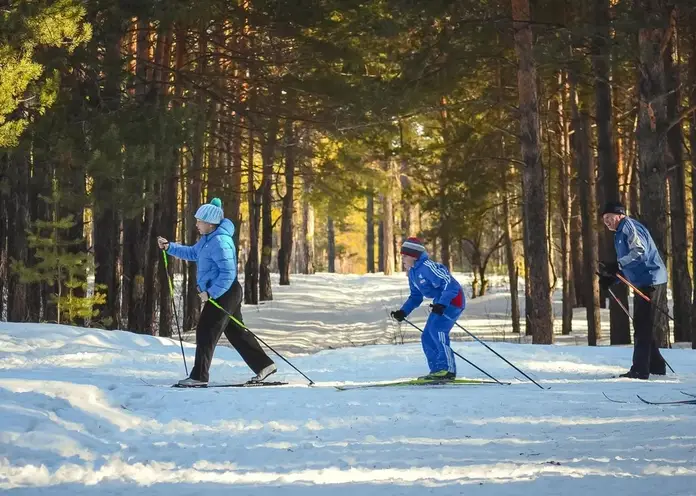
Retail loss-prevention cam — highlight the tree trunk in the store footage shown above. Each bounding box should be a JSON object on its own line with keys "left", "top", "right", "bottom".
{"left": 593, "top": 0, "right": 631, "bottom": 343}
{"left": 628, "top": 148, "right": 640, "bottom": 216}
{"left": 159, "top": 176, "right": 177, "bottom": 338}
{"left": 245, "top": 127, "right": 260, "bottom": 304}
{"left": 689, "top": 7, "right": 696, "bottom": 349}
{"left": 93, "top": 186, "right": 121, "bottom": 329}
{"left": 121, "top": 19, "right": 153, "bottom": 333}
{"left": 378, "top": 219, "right": 385, "bottom": 272}
{"left": 399, "top": 119, "right": 412, "bottom": 245}
{"left": 638, "top": 1, "right": 671, "bottom": 347}
{"left": 259, "top": 115, "right": 279, "bottom": 301}
{"left": 366, "top": 192, "right": 375, "bottom": 273}
{"left": 512, "top": 0, "right": 554, "bottom": 343}
{"left": 327, "top": 215, "right": 335, "bottom": 273}
{"left": 7, "top": 149, "right": 30, "bottom": 321}
{"left": 184, "top": 27, "right": 205, "bottom": 331}
{"left": 296, "top": 180, "right": 315, "bottom": 275}
{"left": 304, "top": 191, "right": 315, "bottom": 274}
{"left": 503, "top": 163, "right": 520, "bottom": 334}
{"left": 278, "top": 121, "right": 295, "bottom": 286}
{"left": 524, "top": 259, "right": 533, "bottom": 336}
{"left": 557, "top": 72, "right": 574, "bottom": 336}
{"left": 665, "top": 19, "right": 692, "bottom": 343}
{"left": 229, "top": 114, "right": 244, "bottom": 248}
{"left": 570, "top": 94, "right": 601, "bottom": 346}
{"left": 292, "top": 198, "right": 303, "bottom": 274}
{"left": 28, "top": 152, "right": 52, "bottom": 322}
{"left": 93, "top": 23, "right": 123, "bottom": 326}
{"left": 123, "top": 178, "right": 153, "bottom": 333}
{"left": 142, "top": 194, "right": 159, "bottom": 335}
{"left": 570, "top": 179, "right": 585, "bottom": 307}
{"left": 440, "top": 221, "right": 451, "bottom": 270}
{"left": 157, "top": 28, "right": 177, "bottom": 338}
{"left": 400, "top": 179, "right": 413, "bottom": 240}
{"left": 123, "top": 216, "right": 146, "bottom": 332}
{"left": 382, "top": 163, "right": 395, "bottom": 276}
{"left": 498, "top": 61, "right": 520, "bottom": 333}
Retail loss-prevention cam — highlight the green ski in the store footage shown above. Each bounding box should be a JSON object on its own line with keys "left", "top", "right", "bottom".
{"left": 335, "top": 378, "right": 508, "bottom": 391}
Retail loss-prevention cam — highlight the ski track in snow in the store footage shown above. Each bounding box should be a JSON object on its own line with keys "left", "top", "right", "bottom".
{"left": 0, "top": 273, "right": 695, "bottom": 495}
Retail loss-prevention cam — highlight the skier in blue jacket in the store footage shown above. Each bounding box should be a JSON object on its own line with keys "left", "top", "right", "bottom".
{"left": 391, "top": 237, "right": 465, "bottom": 380}
{"left": 599, "top": 201, "right": 668, "bottom": 380}
{"left": 157, "top": 198, "right": 275, "bottom": 387}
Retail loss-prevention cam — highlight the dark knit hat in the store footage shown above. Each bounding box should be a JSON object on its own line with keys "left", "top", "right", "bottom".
{"left": 401, "top": 237, "right": 426, "bottom": 258}
{"left": 601, "top": 201, "right": 626, "bottom": 216}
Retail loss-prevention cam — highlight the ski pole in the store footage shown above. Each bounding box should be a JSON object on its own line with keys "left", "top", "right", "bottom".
{"left": 208, "top": 298, "right": 315, "bottom": 385}
{"left": 401, "top": 317, "right": 506, "bottom": 385}
{"left": 605, "top": 284, "right": 631, "bottom": 319}
{"left": 444, "top": 315, "right": 546, "bottom": 390}
{"left": 604, "top": 281, "right": 676, "bottom": 375}
{"left": 615, "top": 273, "right": 675, "bottom": 323}
{"left": 162, "top": 250, "right": 188, "bottom": 375}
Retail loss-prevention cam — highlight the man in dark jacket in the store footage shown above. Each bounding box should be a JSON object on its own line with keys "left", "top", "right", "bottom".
{"left": 158, "top": 198, "right": 275, "bottom": 387}
{"left": 599, "top": 201, "right": 668, "bottom": 380}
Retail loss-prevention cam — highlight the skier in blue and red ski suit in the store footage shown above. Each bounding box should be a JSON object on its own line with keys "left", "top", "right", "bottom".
{"left": 391, "top": 237, "right": 465, "bottom": 380}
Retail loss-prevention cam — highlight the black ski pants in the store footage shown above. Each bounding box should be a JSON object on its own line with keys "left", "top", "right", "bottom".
{"left": 189, "top": 280, "right": 273, "bottom": 382}
{"left": 631, "top": 283, "right": 667, "bottom": 377}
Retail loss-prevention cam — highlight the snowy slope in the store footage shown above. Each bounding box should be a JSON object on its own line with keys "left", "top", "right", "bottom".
{"left": 235, "top": 272, "right": 676, "bottom": 353}
{"left": 1, "top": 273, "right": 696, "bottom": 495}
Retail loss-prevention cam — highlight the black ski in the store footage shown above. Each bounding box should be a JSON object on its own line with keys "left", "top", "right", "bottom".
{"left": 680, "top": 391, "right": 696, "bottom": 399}
{"left": 602, "top": 392, "right": 628, "bottom": 404}
{"left": 171, "top": 381, "right": 288, "bottom": 389}
{"left": 636, "top": 394, "right": 696, "bottom": 406}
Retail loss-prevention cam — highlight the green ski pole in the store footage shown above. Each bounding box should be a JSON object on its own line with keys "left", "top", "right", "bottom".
{"left": 208, "top": 298, "right": 314, "bottom": 385}
{"left": 162, "top": 250, "right": 188, "bottom": 375}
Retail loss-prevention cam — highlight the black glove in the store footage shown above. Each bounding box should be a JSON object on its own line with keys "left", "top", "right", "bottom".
{"left": 430, "top": 303, "right": 446, "bottom": 315}
{"left": 391, "top": 310, "right": 406, "bottom": 322}
{"left": 597, "top": 273, "right": 618, "bottom": 291}
{"left": 599, "top": 261, "right": 619, "bottom": 277}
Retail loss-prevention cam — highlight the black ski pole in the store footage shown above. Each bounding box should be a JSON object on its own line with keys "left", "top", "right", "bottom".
{"left": 445, "top": 316, "right": 545, "bottom": 390}
{"left": 162, "top": 250, "right": 188, "bottom": 375}
{"left": 209, "top": 299, "right": 315, "bottom": 385}
{"left": 605, "top": 284, "right": 676, "bottom": 375}
{"left": 400, "top": 317, "right": 506, "bottom": 386}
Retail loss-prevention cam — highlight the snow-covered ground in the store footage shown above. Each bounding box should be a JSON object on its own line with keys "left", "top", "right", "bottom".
{"left": 238, "top": 272, "right": 680, "bottom": 353}
{"left": 1, "top": 273, "right": 695, "bottom": 495}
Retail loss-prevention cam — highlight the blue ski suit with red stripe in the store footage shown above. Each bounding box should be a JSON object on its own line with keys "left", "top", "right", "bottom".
{"left": 400, "top": 252, "right": 465, "bottom": 374}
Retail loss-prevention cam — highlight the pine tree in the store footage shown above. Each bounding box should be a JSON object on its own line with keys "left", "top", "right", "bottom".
{"left": 11, "top": 194, "right": 106, "bottom": 325}
{"left": 0, "top": 0, "right": 91, "bottom": 147}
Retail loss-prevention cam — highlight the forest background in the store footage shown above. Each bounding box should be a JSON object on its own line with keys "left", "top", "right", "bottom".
{"left": 2, "top": 0, "right": 696, "bottom": 349}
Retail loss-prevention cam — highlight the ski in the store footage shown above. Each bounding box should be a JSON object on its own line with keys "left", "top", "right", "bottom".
{"left": 335, "top": 378, "right": 507, "bottom": 391}
{"left": 171, "top": 381, "right": 288, "bottom": 389}
{"left": 680, "top": 391, "right": 696, "bottom": 399}
{"left": 602, "top": 392, "right": 628, "bottom": 404}
{"left": 636, "top": 394, "right": 696, "bottom": 406}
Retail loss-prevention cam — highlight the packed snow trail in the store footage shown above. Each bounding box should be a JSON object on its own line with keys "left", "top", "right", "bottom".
{"left": 1, "top": 319, "right": 696, "bottom": 496}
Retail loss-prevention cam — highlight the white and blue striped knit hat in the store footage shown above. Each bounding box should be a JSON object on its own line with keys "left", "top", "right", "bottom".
{"left": 195, "top": 198, "right": 224, "bottom": 225}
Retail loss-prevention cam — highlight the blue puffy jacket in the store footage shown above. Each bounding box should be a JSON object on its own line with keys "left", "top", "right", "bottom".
{"left": 615, "top": 217, "right": 667, "bottom": 287}
{"left": 166, "top": 219, "right": 237, "bottom": 299}
{"left": 400, "top": 252, "right": 465, "bottom": 316}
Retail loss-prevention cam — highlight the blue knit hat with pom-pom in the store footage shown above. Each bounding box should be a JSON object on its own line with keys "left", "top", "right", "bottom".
{"left": 195, "top": 198, "right": 224, "bottom": 224}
